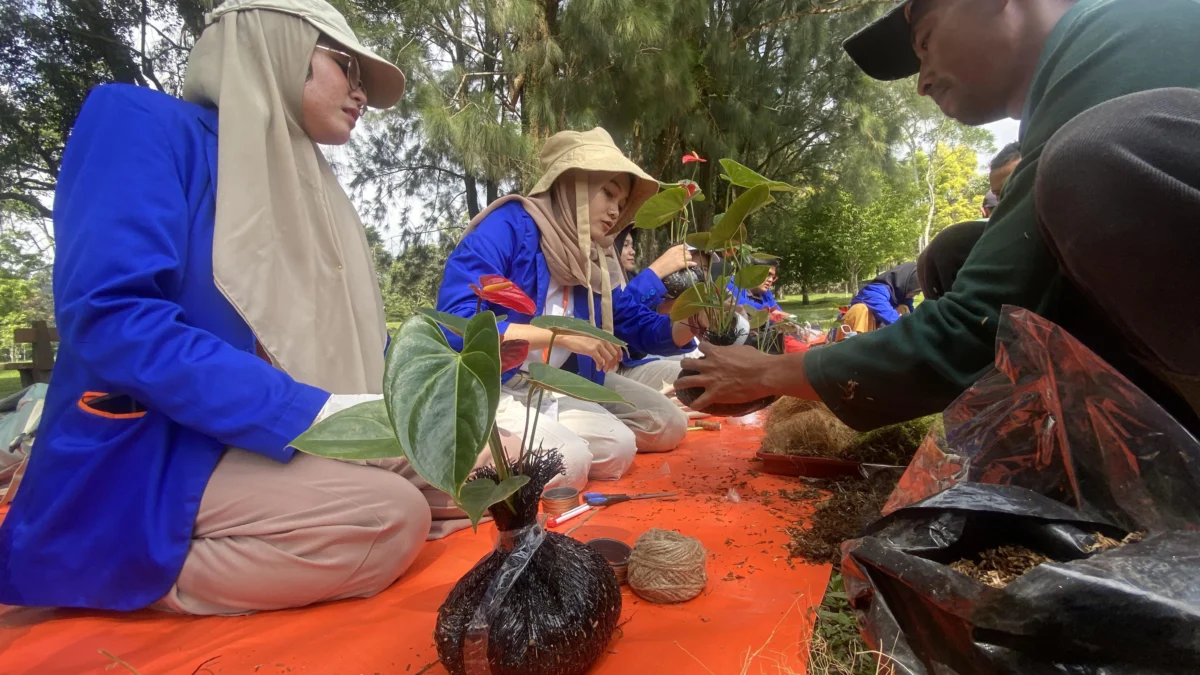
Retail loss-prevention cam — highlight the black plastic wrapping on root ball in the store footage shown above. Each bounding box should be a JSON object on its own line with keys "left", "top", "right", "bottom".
{"left": 435, "top": 450, "right": 623, "bottom": 675}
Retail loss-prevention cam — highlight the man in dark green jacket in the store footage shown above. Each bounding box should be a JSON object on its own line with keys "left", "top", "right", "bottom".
{"left": 676, "top": 0, "right": 1200, "bottom": 434}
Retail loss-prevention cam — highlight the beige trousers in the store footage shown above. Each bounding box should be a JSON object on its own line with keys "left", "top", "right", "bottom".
{"left": 617, "top": 358, "right": 684, "bottom": 394}
{"left": 495, "top": 370, "right": 688, "bottom": 489}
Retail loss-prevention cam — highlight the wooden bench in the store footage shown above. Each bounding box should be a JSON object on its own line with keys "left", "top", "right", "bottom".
{"left": 3, "top": 321, "right": 58, "bottom": 388}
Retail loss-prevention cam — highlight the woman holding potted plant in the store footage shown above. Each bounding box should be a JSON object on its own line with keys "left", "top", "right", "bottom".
{"left": 437, "top": 128, "right": 700, "bottom": 486}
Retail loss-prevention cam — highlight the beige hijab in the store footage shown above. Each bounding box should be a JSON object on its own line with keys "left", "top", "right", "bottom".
{"left": 464, "top": 128, "right": 657, "bottom": 332}
{"left": 182, "top": 5, "right": 388, "bottom": 394}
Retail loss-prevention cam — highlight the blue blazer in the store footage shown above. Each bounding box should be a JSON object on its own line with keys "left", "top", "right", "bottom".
{"left": 619, "top": 269, "right": 669, "bottom": 367}
{"left": 436, "top": 202, "right": 691, "bottom": 384}
{"left": 0, "top": 85, "right": 329, "bottom": 610}
{"left": 851, "top": 282, "right": 914, "bottom": 326}
{"left": 729, "top": 284, "right": 780, "bottom": 312}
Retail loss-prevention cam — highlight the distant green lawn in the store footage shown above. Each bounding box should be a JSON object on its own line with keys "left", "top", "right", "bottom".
{"left": 777, "top": 292, "right": 853, "bottom": 330}
{"left": 0, "top": 370, "right": 22, "bottom": 398}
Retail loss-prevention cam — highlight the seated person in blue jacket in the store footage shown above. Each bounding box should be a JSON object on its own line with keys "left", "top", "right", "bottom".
{"left": 612, "top": 227, "right": 700, "bottom": 392}
{"left": 728, "top": 259, "right": 782, "bottom": 312}
{"left": 0, "top": 0, "right": 440, "bottom": 617}
{"left": 833, "top": 262, "right": 919, "bottom": 340}
{"left": 437, "top": 129, "right": 698, "bottom": 488}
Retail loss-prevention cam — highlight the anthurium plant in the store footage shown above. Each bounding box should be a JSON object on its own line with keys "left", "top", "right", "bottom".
{"left": 634, "top": 155, "right": 799, "bottom": 351}
{"left": 292, "top": 275, "right": 627, "bottom": 528}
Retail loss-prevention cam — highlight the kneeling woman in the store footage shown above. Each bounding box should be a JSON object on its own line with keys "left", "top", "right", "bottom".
{"left": 0, "top": 0, "right": 434, "bottom": 615}
{"left": 832, "top": 262, "right": 920, "bottom": 341}
{"left": 438, "top": 130, "right": 696, "bottom": 488}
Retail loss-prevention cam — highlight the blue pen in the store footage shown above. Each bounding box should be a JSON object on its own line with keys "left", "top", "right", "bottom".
{"left": 583, "top": 491, "right": 678, "bottom": 506}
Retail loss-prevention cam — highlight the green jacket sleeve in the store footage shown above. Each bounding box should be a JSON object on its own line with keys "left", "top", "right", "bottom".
{"left": 806, "top": 0, "right": 1200, "bottom": 430}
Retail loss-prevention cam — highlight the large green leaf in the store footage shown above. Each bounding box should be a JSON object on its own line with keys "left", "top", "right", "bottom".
{"left": 709, "top": 184, "right": 773, "bottom": 244}
{"left": 718, "top": 159, "right": 800, "bottom": 192}
{"left": 457, "top": 475, "right": 530, "bottom": 529}
{"left": 684, "top": 232, "right": 712, "bottom": 250}
{"left": 746, "top": 307, "right": 771, "bottom": 330}
{"left": 733, "top": 265, "right": 772, "bottom": 290}
{"left": 416, "top": 308, "right": 469, "bottom": 336}
{"left": 384, "top": 313, "right": 501, "bottom": 497}
{"left": 527, "top": 362, "right": 628, "bottom": 404}
{"left": 530, "top": 315, "right": 627, "bottom": 347}
{"left": 669, "top": 282, "right": 712, "bottom": 322}
{"left": 634, "top": 187, "right": 688, "bottom": 230}
{"left": 292, "top": 399, "right": 403, "bottom": 460}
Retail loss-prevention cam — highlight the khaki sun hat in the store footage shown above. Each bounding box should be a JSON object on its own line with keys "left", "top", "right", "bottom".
{"left": 206, "top": 0, "right": 406, "bottom": 108}
{"left": 529, "top": 128, "right": 659, "bottom": 229}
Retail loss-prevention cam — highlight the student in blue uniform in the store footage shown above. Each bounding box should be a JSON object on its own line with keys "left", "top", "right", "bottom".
{"left": 612, "top": 227, "right": 699, "bottom": 391}
{"left": 437, "top": 129, "right": 697, "bottom": 487}
{"left": 728, "top": 260, "right": 782, "bottom": 312}
{"left": 832, "top": 262, "right": 919, "bottom": 340}
{"left": 0, "top": 0, "right": 437, "bottom": 616}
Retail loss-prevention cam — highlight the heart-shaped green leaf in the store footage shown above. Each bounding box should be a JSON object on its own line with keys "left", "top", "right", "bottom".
{"left": 457, "top": 475, "right": 530, "bottom": 529}
{"left": 384, "top": 313, "right": 501, "bottom": 497}
{"left": 747, "top": 307, "right": 771, "bottom": 330}
{"left": 710, "top": 185, "right": 773, "bottom": 244}
{"left": 291, "top": 399, "right": 403, "bottom": 460}
{"left": 669, "top": 282, "right": 712, "bottom": 322}
{"left": 416, "top": 308, "right": 470, "bottom": 336}
{"left": 718, "top": 159, "right": 800, "bottom": 192}
{"left": 734, "top": 265, "right": 772, "bottom": 290}
{"left": 634, "top": 187, "right": 689, "bottom": 230}
{"left": 527, "top": 362, "right": 628, "bottom": 404}
{"left": 530, "top": 315, "right": 627, "bottom": 347}
{"left": 685, "top": 232, "right": 713, "bottom": 250}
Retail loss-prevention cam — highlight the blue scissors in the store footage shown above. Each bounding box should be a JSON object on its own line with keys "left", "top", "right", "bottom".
{"left": 583, "top": 491, "right": 678, "bottom": 506}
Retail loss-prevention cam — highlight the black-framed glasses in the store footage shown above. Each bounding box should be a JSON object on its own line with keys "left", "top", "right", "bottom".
{"left": 315, "top": 45, "right": 364, "bottom": 96}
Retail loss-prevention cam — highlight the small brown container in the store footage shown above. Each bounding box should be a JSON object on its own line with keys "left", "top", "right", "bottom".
{"left": 586, "top": 538, "right": 632, "bottom": 585}
{"left": 541, "top": 487, "right": 580, "bottom": 518}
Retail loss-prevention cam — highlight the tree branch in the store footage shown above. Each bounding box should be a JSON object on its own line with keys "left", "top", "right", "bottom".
{"left": 0, "top": 193, "right": 53, "bottom": 219}
{"left": 730, "top": 0, "right": 892, "bottom": 46}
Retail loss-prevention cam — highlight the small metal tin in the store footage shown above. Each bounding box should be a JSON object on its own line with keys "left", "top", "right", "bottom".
{"left": 586, "top": 538, "right": 632, "bottom": 585}
{"left": 541, "top": 487, "right": 580, "bottom": 518}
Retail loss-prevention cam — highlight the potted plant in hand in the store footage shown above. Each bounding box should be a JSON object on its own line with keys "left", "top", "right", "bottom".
{"left": 292, "top": 276, "right": 629, "bottom": 675}
{"left": 634, "top": 156, "right": 800, "bottom": 416}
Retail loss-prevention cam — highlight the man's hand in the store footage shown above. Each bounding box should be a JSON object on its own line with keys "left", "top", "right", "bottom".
{"left": 674, "top": 342, "right": 818, "bottom": 410}
{"left": 558, "top": 333, "right": 623, "bottom": 372}
{"left": 648, "top": 243, "right": 700, "bottom": 279}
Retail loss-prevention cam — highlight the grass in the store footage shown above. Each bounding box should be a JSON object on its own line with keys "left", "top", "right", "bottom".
{"left": 806, "top": 573, "right": 885, "bottom": 675}
{"left": 0, "top": 371, "right": 23, "bottom": 398}
{"left": 777, "top": 293, "right": 853, "bottom": 330}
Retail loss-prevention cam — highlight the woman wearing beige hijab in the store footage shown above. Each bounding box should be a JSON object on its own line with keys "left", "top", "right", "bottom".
{"left": 436, "top": 129, "right": 699, "bottom": 488}
{"left": 0, "top": 0, "right": 434, "bottom": 615}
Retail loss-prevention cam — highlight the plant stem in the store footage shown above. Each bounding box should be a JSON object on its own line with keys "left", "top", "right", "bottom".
{"left": 488, "top": 423, "right": 511, "bottom": 481}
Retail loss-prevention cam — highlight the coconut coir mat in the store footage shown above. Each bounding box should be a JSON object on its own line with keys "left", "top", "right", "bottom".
{"left": 0, "top": 412, "right": 831, "bottom": 675}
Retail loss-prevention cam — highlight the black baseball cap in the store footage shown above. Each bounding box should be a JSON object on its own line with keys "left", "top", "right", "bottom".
{"left": 842, "top": 1, "right": 921, "bottom": 81}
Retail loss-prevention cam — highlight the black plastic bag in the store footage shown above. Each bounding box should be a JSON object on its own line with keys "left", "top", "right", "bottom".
{"left": 841, "top": 307, "right": 1200, "bottom": 675}
{"left": 435, "top": 451, "right": 622, "bottom": 675}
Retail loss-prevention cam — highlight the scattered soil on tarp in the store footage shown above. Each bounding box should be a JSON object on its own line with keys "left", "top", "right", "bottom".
{"left": 761, "top": 398, "right": 938, "bottom": 466}
{"left": 950, "top": 532, "right": 1146, "bottom": 588}
{"left": 784, "top": 473, "right": 899, "bottom": 566}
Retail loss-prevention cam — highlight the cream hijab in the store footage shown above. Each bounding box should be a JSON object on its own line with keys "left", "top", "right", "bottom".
{"left": 464, "top": 128, "right": 658, "bottom": 332}
{"left": 182, "top": 7, "right": 387, "bottom": 394}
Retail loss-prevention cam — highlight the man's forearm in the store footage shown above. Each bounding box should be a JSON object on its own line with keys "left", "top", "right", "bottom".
{"left": 763, "top": 352, "right": 819, "bottom": 400}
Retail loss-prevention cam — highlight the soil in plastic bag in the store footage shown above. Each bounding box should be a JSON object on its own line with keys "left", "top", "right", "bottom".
{"left": 435, "top": 450, "right": 622, "bottom": 675}
{"left": 677, "top": 327, "right": 778, "bottom": 417}
{"left": 839, "top": 307, "right": 1200, "bottom": 675}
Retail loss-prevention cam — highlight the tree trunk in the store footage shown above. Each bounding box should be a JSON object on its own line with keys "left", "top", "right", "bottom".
{"left": 486, "top": 179, "right": 499, "bottom": 204}
{"left": 801, "top": 283, "right": 810, "bottom": 305}
{"left": 465, "top": 175, "right": 480, "bottom": 218}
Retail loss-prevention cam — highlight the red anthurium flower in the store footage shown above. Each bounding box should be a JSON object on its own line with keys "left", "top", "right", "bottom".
{"left": 470, "top": 274, "right": 537, "bottom": 315}
{"left": 681, "top": 151, "right": 707, "bottom": 164}
{"left": 499, "top": 338, "right": 531, "bottom": 372}
{"left": 682, "top": 181, "right": 698, "bottom": 198}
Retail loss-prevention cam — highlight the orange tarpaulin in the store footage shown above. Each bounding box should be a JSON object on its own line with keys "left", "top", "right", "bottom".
{"left": 0, "top": 413, "right": 831, "bottom": 675}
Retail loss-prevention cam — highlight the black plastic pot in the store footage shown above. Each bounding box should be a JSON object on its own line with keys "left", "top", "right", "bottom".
{"left": 661, "top": 267, "right": 707, "bottom": 299}
{"left": 674, "top": 328, "right": 779, "bottom": 417}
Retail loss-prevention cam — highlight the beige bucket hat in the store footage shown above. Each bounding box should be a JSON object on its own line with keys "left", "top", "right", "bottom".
{"left": 207, "top": 0, "right": 406, "bottom": 108}
{"left": 529, "top": 127, "right": 658, "bottom": 229}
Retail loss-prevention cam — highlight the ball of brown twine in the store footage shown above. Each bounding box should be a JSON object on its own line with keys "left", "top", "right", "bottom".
{"left": 627, "top": 529, "right": 707, "bottom": 604}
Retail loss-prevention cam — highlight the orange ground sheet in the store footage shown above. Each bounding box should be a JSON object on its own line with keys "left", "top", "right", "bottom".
{"left": 0, "top": 412, "right": 831, "bottom": 675}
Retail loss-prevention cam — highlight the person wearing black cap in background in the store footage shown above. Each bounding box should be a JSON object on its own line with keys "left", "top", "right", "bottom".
{"left": 676, "top": 0, "right": 1200, "bottom": 435}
